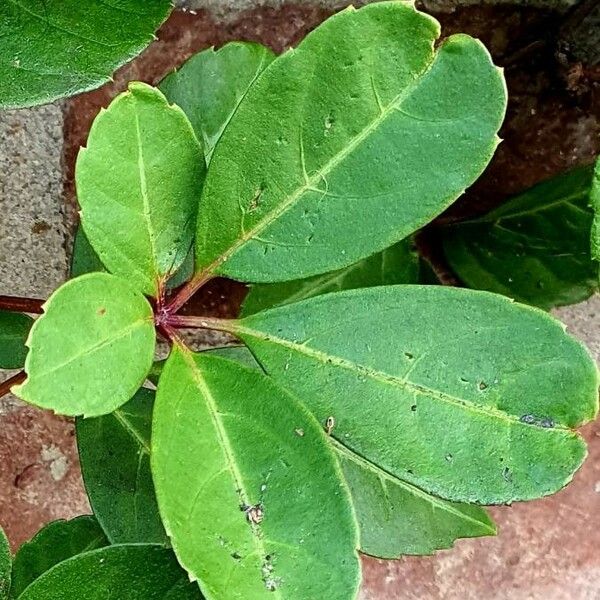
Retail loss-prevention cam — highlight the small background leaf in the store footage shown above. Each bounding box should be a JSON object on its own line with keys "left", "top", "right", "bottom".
{"left": 337, "top": 444, "right": 496, "bottom": 557}
{"left": 77, "top": 387, "right": 167, "bottom": 545}
{"left": 0, "top": 312, "right": 33, "bottom": 369}
{"left": 443, "top": 163, "right": 599, "bottom": 309}
{"left": 0, "top": 526, "right": 10, "bottom": 600}
{"left": 242, "top": 237, "right": 419, "bottom": 315}
{"left": 160, "top": 41, "right": 275, "bottom": 164}
{"left": 196, "top": 2, "right": 506, "bottom": 283}
{"left": 591, "top": 159, "right": 600, "bottom": 267}
{"left": 70, "top": 225, "right": 106, "bottom": 278}
{"left": 233, "top": 285, "right": 599, "bottom": 504}
{"left": 152, "top": 349, "right": 360, "bottom": 600}
{"left": 17, "top": 544, "right": 202, "bottom": 600}
{"left": 10, "top": 516, "right": 108, "bottom": 599}
{"left": 0, "top": 0, "right": 171, "bottom": 109}
{"left": 76, "top": 82, "right": 205, "bottom": 296}
{"left": 13, "top": 273, "right": 155, "bottom": 417}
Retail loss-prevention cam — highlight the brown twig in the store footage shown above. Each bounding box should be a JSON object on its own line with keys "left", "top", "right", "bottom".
{"left": 0, "top": 371, "right": 26, "bottom": 399}
{"left": 0, "top": 295, "right": 45, "bottom": 314}
{"left": 167, "top": 274, "right": 214, "bottom": 315}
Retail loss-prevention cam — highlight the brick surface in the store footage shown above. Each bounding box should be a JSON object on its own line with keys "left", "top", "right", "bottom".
{"left": 0, "top": 3, "right": 598, "bottom": 599}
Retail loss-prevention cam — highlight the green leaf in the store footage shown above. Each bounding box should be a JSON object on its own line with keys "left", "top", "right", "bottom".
{"left": 0, "top": 526, "right": 10, "bottom": 600}
{"left": 0, "top": 0, "right": 171, "bottom": 109}
{"left": 152, "top": 348, "right": 360, "bottom": 600}
{"left": 195, "top": 2, "right": 506, "bottom": 283}
{"left": 76, "top": 387, "right": 167, "bottom": 545}
{"left": 76, "top": 82, "right": 205, "bottom": 297}
{"left": 227, "top": 285, "right": 599, "bottom": 504}
{"left": 10, "top": 516, "right": 108, "bottom": 599}
{"left": 336, "top": 443, "right": 495, "bottom": 557}
{"left": 241, "top": 237, "right": 419, "bottom": 315}
{"left": 13, "top": 273, "right": 155, "bottom": 417}
{"left": 160, "top": 42, "right": 275, "bottom": 164}
{"left": 17, "top": 544, "right": 202, "bottom": 600}
{"left": 71, "top": 223, "right": 193, "bottom": 290}
{"left": 196, "top": 345, "right": 496, "bottom": 557}
{"left": 70, "top": 225, "right": 106, "bottom": 279}
{"left": 442, "top": 163, "right": 600, "bottom": 309}
{"left": 0, "top": 311, "right": 33, "bottom": 369}
{"left": 591, "top": 159, "right": 600, "bottom": 267}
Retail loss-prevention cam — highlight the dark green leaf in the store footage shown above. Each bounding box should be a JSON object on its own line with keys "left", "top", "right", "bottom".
{"left": 17, "top": 544, "right": 202, "bottom": 600}
{"left": 77, "top": 387, "right": 167, "bottom": 545}
{"left": 226, "top": 285, "right": 599, "bottom": 504}
{"left": 443, "top": 164, "right": 599, "bottom": 309}
{"left": 591, "top": 159, "right": 600, "bottom": 267}
{"left": 196, "top": 345, "right": 496, "bottom": 557}
{"left": 196, "top": 2, "right": 506, "bottom": 283}
{"left": 70, "top": 225, "right": 106, "bottom": 279}
{"left": 13, "top": 273, "right": 156, "bottom": 417}
{"left": 242, "top": 238, "right": 419, "bottom": 315}
{"left": 0, "top": 312, "right": 33, "bottom": 369}
{"left": 76, "top": 82, "right": 205, "bottom": 296}
{"left": 160, "top": 42, "right": 275, "bottom": 164}
{"left": 10, "top": 516, "right": 108, "bottom": 599}
{"left": 0, "top": 526, "right": 9, "bottom": 600}
{"left": 0, "top": 0, "right": 171, "bottom": 109}
{"left": 152, "top": 348, "right": 360, "bottom": 599}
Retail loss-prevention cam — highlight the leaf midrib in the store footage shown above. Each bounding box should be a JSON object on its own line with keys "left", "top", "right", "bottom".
{"left": 113, "top": 409, "right": 151, "bottom": 455}
{"left": 5, "top": 0, "right": 123, "bottom": 49}
{"left": 200, "top": 48, "right": 438, "bottom": 276}
{"left": 181, "top": 349, "right": 283, "bottom": 600}
{"left": 464, "top": 189, "right": 591, "bottom": 226}
{"left": 133, "top": 95, "right": 160, "bottom": 292}
{"left": 234, "top": 324, "right": 571, "bottom": 432}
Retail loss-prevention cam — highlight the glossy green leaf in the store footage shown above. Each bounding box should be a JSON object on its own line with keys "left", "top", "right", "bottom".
{"left": 241, "top": 238, "right": 419, "bottom": 315}
{"left": 76, "top": 82, "right": 205, "bottom": 297}
{"left": 227, "top": 285, "right": 599, "bottom": 504}
{"left": 0, "top": 526, "right": 9, "bottom": 600}
{"left": 160, "top": 42, "right": 275, "bottom": 164}
{"left": 0, "top": 312, "right": 33, "bottom": 369}
{"left": 10, "top": 516, "right": 108, "bottom": 599}
{"left": 77, "top": 387, "right": 167, "bottom": 545}
{"left": 0, "top": 0, "right": 171, "bottom": 109}
{"left": 196, "top": 345, "right": 496, "bottom": 557}
{"left": 196, "top": 2, "right": 506, "bottom": 283}
{"left": 70, "top": 225, "right": 106, "bottom": 278}
{"left": 443, "top": 164, "right": 599, "bottom": 309}
{"left": 591, "top": 159, "right": 600, "bottom": 267}
{"left": 17, "top": 544, "right": 202, "bottom": 600}
{"left": 335, "top": 442, "right": 495, "bottom": 557}
{"left": 152, "top": 348, "right": 360, "bottom": 600}
{"left": 13, "top": 273, "right": 155, "bottom": 417}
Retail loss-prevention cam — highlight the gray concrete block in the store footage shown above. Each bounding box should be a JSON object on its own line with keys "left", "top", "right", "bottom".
{"left": 0, "top": 103, "right": 68, "bottom": 299}
{"left": 555, "top": 295, "right": 600, "bottom": 362}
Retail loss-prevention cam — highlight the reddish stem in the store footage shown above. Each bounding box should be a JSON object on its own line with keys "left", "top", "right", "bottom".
{"left": 0, "top": 371, "right": 26, "bottom": 399}
{"left": 0, "top": 295, "right": 45, "bottom": 314}
{"left": 167, "top": 274, "right": 213, "bottom": 315}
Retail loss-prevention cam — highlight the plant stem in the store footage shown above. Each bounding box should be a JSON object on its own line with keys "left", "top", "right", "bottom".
{"left": 0, "top": 371, "right": 26, "bottom": 399}
{"left": 0, "top": 295, "right": 45, "bottom": 314}
{"left": 167, "top": 314, "right": 233, "bottom": 332}
{"left": 167, "top": 274, "right": 213, "bottom": 314}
